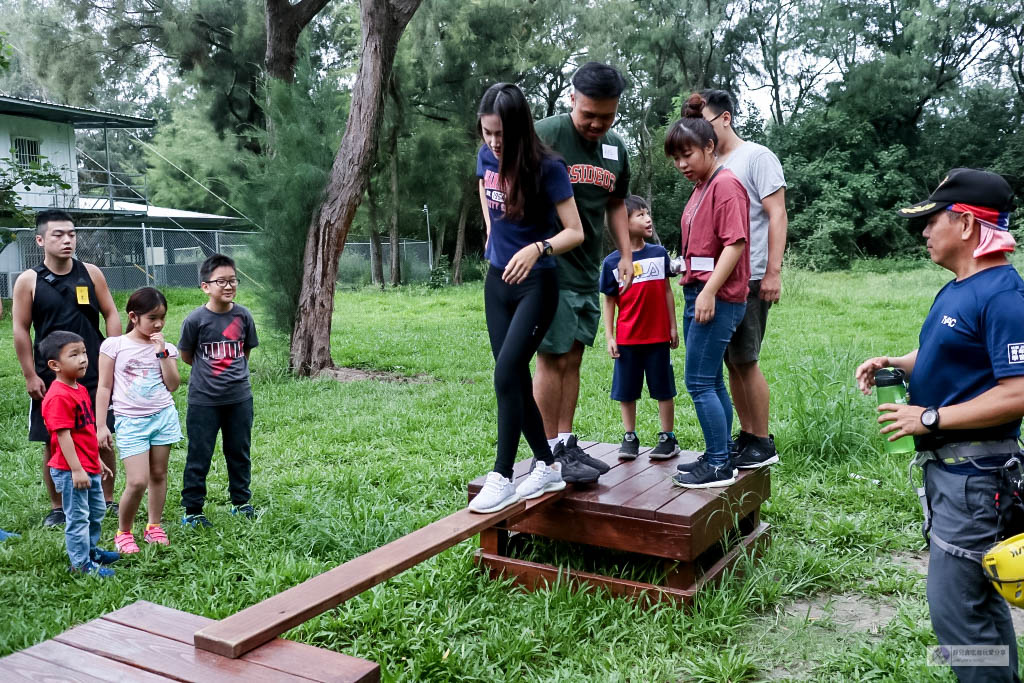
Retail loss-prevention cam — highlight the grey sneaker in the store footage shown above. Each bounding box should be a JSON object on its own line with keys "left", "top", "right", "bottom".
{"left": 649, "top": 432, "right": 680, "bottom": 460}
{"left": 676, "top": 452, "right": 709, "bottom": 472}
{"left": 618, "top": 432, "right": 640, "bottom": 460}
{"left": 552, "top": 442, "right": 600, "bottom": 484}
{"left": 672, "top": 460, "right": 737, "bottom": 489}
{"left": 43, "top": 508, "right": 65, "bottom": 527}
{"left": 469, "top": 472, "right": 520, "bottom": 513}
{"left": 565, "top": 435, "right": 610, "bottom": 474}
{"left": 516, "top": 461, "right": 566, "bottom": 500}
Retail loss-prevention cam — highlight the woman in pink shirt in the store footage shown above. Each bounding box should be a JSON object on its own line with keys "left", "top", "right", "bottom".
{"left": 667, "top": 94, "right": 751, "bottom": 489}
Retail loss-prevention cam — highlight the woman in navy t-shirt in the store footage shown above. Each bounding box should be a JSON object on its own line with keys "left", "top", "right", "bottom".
{"left": 467, "top": 83, "right": 584, "bottom": 514}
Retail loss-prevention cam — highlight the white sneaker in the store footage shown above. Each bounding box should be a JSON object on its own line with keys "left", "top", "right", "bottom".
{"left": 468, "top": 472, "right": 520, "bottom": 513}
{"left": 515, "top": 461, "right": 566, "bottom": 500}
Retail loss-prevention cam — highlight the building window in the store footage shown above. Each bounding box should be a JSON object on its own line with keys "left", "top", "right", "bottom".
{"left": 13, "top": 137, "right": 41, "bottom": 168}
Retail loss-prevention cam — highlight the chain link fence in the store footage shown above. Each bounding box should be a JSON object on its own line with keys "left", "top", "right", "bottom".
{"left": 0, "top": 228, "right": 433, "bottom": 296}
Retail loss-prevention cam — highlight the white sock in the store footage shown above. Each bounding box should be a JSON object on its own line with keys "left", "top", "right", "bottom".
{"left": 558, "top": 432, "right": 571, "bottom": 443}
{"left": 547, "top": 437, "right": 560, "bottom": 449}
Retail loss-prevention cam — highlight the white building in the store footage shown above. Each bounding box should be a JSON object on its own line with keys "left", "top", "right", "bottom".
{"left": 0, "top": 96, "right": 247, "bottom": 296}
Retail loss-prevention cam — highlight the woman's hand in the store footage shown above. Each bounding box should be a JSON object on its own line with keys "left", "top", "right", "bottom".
{"left": 694, "top": 289, "right": 716, "bottom": 324}
{"left": 503, "top": 243, "right": 541, "bottom": 284}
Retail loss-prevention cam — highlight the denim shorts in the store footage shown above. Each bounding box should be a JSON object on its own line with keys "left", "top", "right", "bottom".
{"left": 115, "top": 404, "right": 182, "bottom": 458}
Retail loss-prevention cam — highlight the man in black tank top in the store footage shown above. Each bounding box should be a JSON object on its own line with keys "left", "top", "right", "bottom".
{"left": 12, "top": 210, "right": 121, "bottom": 527}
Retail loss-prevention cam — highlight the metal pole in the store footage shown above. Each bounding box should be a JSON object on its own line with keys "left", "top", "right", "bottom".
{"left": 423, "top": 204, "right": 432, "bottom": 270}
{"left": 104, "top": 127, "right": 113, "bottom": 211}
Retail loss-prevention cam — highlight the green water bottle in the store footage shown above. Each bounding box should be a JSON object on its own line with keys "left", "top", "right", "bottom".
{"left": 874, "top": 367, "right": 916, "bottom": 454}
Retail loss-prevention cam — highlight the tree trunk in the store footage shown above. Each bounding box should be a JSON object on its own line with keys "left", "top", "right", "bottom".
{"left": 366, "top": 186, "right": 385, "bottom": 287}
{"left": 451, "top": 185, "right": 470, "bottom": 284}
{"left": 387, "top": 140, "right": 402, "bottom": 286}
{"left": 289, "top": 0, "right": 422, "bottom": 376}
{"left": 433, "top": 215, "right": 446, "bottom": 266}
{"left": 265, "top": 0, "right": 333, "bottom": 82}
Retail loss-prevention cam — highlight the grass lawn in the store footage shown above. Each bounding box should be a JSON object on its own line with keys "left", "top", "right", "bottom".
{"left": 0, "top": 260, "right": 1011, "bottom": 681}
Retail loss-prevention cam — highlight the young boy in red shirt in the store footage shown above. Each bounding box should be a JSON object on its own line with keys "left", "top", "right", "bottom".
{"left": 601, "top": 196, "right": 681, "bottom": 460}
{"left": 40, "top": 331, "right": 120, "bottom": 576}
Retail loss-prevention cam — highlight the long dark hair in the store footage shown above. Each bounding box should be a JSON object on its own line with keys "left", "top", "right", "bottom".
{"left": 477, "top": 83, "right": 552, "bottom": 222}
{"left": 125, "top": 287, "right": 168, "bottom": 333}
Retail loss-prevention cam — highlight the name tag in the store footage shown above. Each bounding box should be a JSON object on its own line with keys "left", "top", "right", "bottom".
{"left": 690, "top": 257, "right": 715, "bottom": 272}
{"left": 76, "top": 286, "right": 90, "bottom": 304}
{"left": 602, "top": 144, "right": 618, "bottom": 161}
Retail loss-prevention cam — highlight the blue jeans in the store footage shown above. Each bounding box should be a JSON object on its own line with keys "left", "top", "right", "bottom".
{"left": 682, "top": 285, "right": 747, "bottom": 466}
{"left": 50, "top": 467, "right": 105, "bottom": 568}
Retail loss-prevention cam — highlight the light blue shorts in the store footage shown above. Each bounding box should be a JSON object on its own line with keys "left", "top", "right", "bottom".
{"left": 115, "top": 405, "right": 183, "bottom": 459}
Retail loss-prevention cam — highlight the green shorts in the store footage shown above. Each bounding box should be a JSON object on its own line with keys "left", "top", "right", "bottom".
{"left": 538, "top": 289, "right": 600, "bottom": 355}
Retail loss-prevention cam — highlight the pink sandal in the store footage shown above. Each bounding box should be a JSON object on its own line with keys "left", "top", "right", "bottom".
{"left": 144, "top": 524, "right": 169, "bottom": 546}
{"left": 114, "top": 531, "right": 140, "bottom": 554}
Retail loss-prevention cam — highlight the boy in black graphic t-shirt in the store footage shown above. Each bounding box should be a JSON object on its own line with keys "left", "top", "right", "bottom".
{"left": 178, "top": 254, "right": 259, "bottom": 527}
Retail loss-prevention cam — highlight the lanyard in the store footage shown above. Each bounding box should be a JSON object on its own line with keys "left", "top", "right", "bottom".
{"left": 681, "top": 165, "right": 724, "bottom": 260}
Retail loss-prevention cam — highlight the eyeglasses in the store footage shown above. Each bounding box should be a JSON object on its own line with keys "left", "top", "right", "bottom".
{"left": 706, "top": 111, "right": 725, "bottom": 124}
{"left": 204, "top": 278, "right": 239, "bottom": 288}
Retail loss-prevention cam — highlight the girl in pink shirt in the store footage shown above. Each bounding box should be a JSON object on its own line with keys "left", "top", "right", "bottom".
{"left": 95, "top": 287, "right": 181, "bottom": 553}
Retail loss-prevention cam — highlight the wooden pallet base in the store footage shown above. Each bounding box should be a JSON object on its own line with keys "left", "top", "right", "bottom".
{"left": 475, "top": 521, "right": 770, "bottom": 606}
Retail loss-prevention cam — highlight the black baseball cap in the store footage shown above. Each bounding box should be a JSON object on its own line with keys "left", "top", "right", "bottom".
{"left": 896, "top": 168, "right": 1014, "bottom": 219}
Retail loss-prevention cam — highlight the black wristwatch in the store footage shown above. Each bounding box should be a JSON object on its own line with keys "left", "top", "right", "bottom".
{"left": 155, "top": 349, "right": 170, "bottom": 359}
{"left": 921, "top": 407, "right": 940, "bottom": 431}
{"left": 541, "top": 240, "right": 553, "bottom": 256}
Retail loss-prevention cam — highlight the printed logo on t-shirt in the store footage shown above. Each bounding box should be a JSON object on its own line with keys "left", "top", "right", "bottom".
{"left": 618, "top": 257, "right": 665, "bottom": 285}
{"left": 483, "top": 169, "right": 505, "bottom": 213}
{"left": 567, "top": 164, "right": 616, "bottom": 192}
{"left": 73, "top": 395, "right": 95, "bottom": 431}
{"left": 200, "top": 317, "right": 246, "bottom": 376}
{"left": 941, "top": 315, "right": 957, "bottom": 328}
{"left": 1009, "top": 343, "right": 1024, "bottom": 364}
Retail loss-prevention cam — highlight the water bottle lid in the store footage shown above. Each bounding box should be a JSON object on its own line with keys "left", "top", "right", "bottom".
{"left": 874, "top": 367, "right": 907, "bottom": 387}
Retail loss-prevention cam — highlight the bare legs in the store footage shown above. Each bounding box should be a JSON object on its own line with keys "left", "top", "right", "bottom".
{"left": 534, "top": 341, "right": 585, "bottom": 438}
{"left": 117, "top": 445, "right": 170, "bottom": 532}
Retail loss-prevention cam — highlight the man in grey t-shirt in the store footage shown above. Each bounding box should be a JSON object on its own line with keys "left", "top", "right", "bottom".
{"left": 701, "top": 90, "right": 788, "bottom": 468}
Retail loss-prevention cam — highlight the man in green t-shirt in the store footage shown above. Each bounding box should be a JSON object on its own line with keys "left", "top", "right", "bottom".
{"left": 533, "top": 62, "right": 634, "bottom": 479}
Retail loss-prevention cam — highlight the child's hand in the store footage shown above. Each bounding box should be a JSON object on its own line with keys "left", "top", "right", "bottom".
{"left": 150, "top": 332, "right": 167, "bottom": 354}
{"left": 606, "top": 337, "right": 619, "bottom": 358}
{"left": 695, "top": 290, "right": 716, "bottom": 324}
{"left": 96, "top": 426, "right": 112, "bottom": 451}
{"left": 669, "top": 327, "right": 679, "bottom": 349}
{"left": 72, "top": 468, "right": 91, "bottom": 489}
{"left": 100, "top": 460, "right": 114, "bottom": 481}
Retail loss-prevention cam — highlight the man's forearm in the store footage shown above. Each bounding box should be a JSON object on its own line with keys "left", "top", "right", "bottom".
{"left": 13, "top": 329, "right": 37, "bottom": 379}
{"left": 937, "top": 378, "right": 1024, "bottom": 431}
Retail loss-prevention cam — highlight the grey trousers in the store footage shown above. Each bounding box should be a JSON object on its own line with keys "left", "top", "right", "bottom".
{"left": 925, "top": 462, "right": 1021, "bottom": 682}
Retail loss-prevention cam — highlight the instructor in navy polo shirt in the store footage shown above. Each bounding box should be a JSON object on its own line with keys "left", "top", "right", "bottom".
{"left": 856, "top": 169, "right": 1023, "bottom": 683}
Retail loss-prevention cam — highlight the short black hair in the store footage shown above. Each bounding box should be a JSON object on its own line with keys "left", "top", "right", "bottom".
{"left": 572, "top": 62, "right": 626, "bottom": 100}
{"left": 700, "top": 89, "right": 738, "bottom": 120}
{"left": 199, "top": 253, "right": 236, "bottom": 283}
{"left": 39, "top": 330, "right": 84, "bottom": 362}
{"left": 35, "top": 209, "right": 75, "bottom": 236}
{"left": 625, "top": 195, "right": 649, "bottom": 216}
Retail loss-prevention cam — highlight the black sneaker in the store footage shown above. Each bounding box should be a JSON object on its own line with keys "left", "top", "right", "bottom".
{"left": 106, "top": 501, "right": 119, "bottom": 516}
{"left": 565, "top": 435, "right": 610, "bottom": 474}
{"left": 618, "top": 432, "right": 640, "bottom": 460}
{"left": 43, "top": 508, "right": 65, "bottom": 527}
{"left": 182, "top": 513, "right": 213, "bottom": 528}
{"left": 733, "top": 435, "right": 780, "bottom": 469}
{"left": 672, "top": 460, "right": 737, "bottom": 488}
{"left": 649, "top": 432, "right": 680, "bottom": 460}
{"left": 552, "top": 441, "right": 600, "bottom": 484}
{"left": 231, "top": 504, "right": 257, "bottom": 519}
{"left": 730, "top": 431, "right": 755, "bottom": 456}
{"left": 677, "top": 452, "right": 709, "bottom": 473}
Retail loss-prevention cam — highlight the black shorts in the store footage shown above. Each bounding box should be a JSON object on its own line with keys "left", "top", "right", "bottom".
{"left": 29, "top": 384, "right": 115, "bottom": 443}
{"left": 610, "top": 342, "right": 677, "bottom": 402}
{"left": 725, "top": 279, "right": 772, "bottom": 365}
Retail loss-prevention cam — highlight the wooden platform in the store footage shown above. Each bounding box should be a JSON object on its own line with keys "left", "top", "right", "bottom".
{"left": 467, "top": 441, "right": 772, "bottom": 604}
{"left": 0, "top": 600, "right": 380, "bottom": 682}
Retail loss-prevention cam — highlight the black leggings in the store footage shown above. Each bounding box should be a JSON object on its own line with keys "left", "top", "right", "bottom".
{"left": 484, "top": 265, "right": 559, "bottom": 479}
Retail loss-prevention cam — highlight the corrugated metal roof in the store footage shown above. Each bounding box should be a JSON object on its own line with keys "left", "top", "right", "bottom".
{"left": 0, "top": 95, "right": 155, "bottom": 128}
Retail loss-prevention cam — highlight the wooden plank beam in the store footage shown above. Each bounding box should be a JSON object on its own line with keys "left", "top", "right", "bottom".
{"left": 194, "top": 500, "right": 536, "bottom": 658}
{"left": 104, "top": 601, "right": 379, "bottom": 682}
{"left": 20, "top": 640, "right": 172, "bottom": 682}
